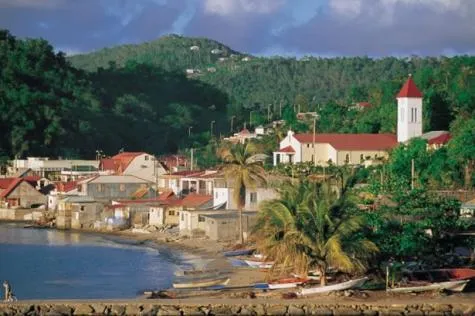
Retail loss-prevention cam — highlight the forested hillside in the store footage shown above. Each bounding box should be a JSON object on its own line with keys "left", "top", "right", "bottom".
{"left": 1, "top": 30, "right": 474, "bottom": 162}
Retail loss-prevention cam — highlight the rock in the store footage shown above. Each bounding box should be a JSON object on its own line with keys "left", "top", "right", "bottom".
{"left": 432, "top": 304, "right": 452, "bottom": 313}
{"left": 288, "top": 305, "right": 305, "bottom": 316}
{"left": 451, "top": 307, "right": 464, "bottom": 316}
{"left": 50, "top": 305, "right": 73, "bottom": 316}
{"left": 90, "top": 304, "right": 108, "bottom": 315}
{"left": 360, "top": 292, "right": 369, "bottom": 298}
{"left": 427, "top": 313, "right": 444, "bottom": 316}
{"left": 266, "top": 305, "right": 287, "bottom": 316}
{"left": 252, "top": 305, "right": 266, "bottom": 316}
{"left": 110, "top": 305, "right": 126, "bottom": 316}
{"left": 362, "top": 310, "right": 378, "bottom": 316}
{"left": 238, "top": 307, "right": 255, "bottom": 316}
{"left": 126, "top": 305, "right": 143, "bottom": 315}
{"left": 405, "top": 310, "right": 424, "bottom": 316}
{"left": 421, "top": 304, "right": 434, "bottom": 312}
{"left": 210, "top": 305, "right": 232, "bottom": 316}
{"left": 333, "top": 308, "right": 362, "bottom": 316}
{"left": 344, "top": 290, "right": 354, "bottom": 297}
{"left": 311, "top": 308, "right": 333, "bottom": 316}
{"left": 157, "top": 306, "right": 180, "bottom": 316}
{"left": 72, "top": 305, "right": 94, "bottom": 315}
{"left": 180, "top": 307, "right": 204, "bottom": 316}
{"left": 141, "top": 304, "right": 159, "bottom": 316}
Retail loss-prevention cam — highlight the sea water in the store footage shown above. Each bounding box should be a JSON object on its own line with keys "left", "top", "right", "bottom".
{"left": 0, "top": 223, "right": 193, "bottom": 299}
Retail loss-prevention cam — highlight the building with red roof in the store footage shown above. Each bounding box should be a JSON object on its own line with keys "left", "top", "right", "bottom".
{"left": 273, "top": 75, "right": 450, "bottom": 166}
{"left": 0, "top": 178, "right": 46, "bottom": 208}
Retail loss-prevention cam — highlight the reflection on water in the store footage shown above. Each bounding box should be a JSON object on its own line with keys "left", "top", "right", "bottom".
{"left": 0, "top": 224, "right": 184, "bottom": 299}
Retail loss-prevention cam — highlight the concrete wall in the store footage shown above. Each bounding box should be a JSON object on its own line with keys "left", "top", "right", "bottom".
{"left": 71, "top": 203, "right": 103, "bottom": 229}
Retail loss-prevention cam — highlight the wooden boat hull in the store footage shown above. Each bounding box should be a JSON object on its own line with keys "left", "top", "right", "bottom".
{"left": 223, "top": 249, "right": 255, "bottom": 257}
{"left": 387, "top": 279, "right": 469, "bottom": 293}
{"left": 299, "top": 277, "right": 369, "bottom": 296}
{"left": 268, "top": 278, "right": 309, "bottom": 290}
{"left": 173, "top": 277, "right": 230, "bottom": 289}
{"left": 244, "top": 260, "right": 274, "bottom": 269}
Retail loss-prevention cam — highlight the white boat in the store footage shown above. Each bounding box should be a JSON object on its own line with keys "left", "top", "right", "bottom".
{"left": 386, "top": 279, "right": 469, "bottom": 293}
{"left": 268, "top": 277, "right": 309, "bottom": 290}
{"left": 244, "top": 259, "right": 274, "bottom": 269}
{"left": 172, "top": 277, "right": 230, "bottom": 289}
{"left": 299, "top": 277, "right": 369, "bottom": 296}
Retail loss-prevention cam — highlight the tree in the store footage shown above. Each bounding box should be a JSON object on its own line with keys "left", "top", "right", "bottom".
{"left": 448, "top": 117, "right": 475, "bottom": 188}
{"left": 218, "top": 143, "right": 266, "bottom": 243}
{"left": 254, "top": 180, "right": 378, "bottom": 285}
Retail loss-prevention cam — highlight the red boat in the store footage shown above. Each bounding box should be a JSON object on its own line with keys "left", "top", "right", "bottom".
{"left": 407, "top": 268, "right": 475, "bottom": 282}
{"left": 268, "top": 277, "right": 310, "bottom": 290}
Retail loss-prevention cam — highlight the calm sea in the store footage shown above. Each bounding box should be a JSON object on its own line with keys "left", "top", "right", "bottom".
{"left": 0, "top": 223, "right": 196, "bottom": 300}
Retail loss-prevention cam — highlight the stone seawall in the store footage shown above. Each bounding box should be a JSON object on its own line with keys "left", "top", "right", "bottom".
{"left": 1, "top": 301, "right": 474, "bottom": 316}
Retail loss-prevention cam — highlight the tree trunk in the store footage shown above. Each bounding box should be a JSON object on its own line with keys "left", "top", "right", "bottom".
{"left": 319, "top": 267, "right": 327, "bottom": 286}
{"left": 239, "top": 205, "right": 244, "bottom": 244}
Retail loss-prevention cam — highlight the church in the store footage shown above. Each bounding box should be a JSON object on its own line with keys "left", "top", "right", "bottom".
{"left": 273, "top": 76, "right": 451, "bottom": 166}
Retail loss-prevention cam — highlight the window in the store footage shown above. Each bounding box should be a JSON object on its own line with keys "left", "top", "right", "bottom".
{"left": 345, "top": 154, "right": 350, "bottom": 164}
{"left": 250, "top": 192, "right": 257, "bottom": 204}
{"left": 415, "top": 108, "right": 418, "bottom": 122}
{"left": 145, "top": 155, "right": 149, "bottom": 161}
{"left": 198, "top": 215, "right": 205, "bottom": 222}
{"left": 119, "top": 184, "right": 125, "bottom": 192}
{"left": 307, "top": 144, "right": 310, "bottom": 148}
{"left": 97, "top": 184, "right": 104, "bottom": 192}
{"left": 360, "top": 154, "right": 364, "bottom": 163}
{"left": 80, "top": 206, "right": 85, "bottom": 211}
{"left": 169, "top": 210, "right": 175, "bottom": 216}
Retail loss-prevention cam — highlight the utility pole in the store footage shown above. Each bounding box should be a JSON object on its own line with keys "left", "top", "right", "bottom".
{"left": 210, "top": 120, "right": 215, "bottom": 137}
{"left": 230, "top": 116, "right": 236, "bottom": 133}
{"left": 268, "top": 104, "right": 271, "bottom": 122}
{"left": 190, "top": 148, "right": 194, "bottom": 171}
{"left": 313, "top": 116, "right": 317, "bottom": 167}
{"left": 188, "top": 126, "right": 193, "bottom": 137}
{"left": 279, "top": 99, "right": 283, "bottom": 118}
{"left": 411, "top": 159, "right": 415, "bottom": 190}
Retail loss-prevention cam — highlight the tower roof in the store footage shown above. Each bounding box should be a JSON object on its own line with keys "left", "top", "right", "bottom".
{"left": 396, "top": 75, "right": 423, "bottom": 98}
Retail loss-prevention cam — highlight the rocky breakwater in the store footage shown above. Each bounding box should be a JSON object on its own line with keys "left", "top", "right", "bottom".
{"left": 1, "top": 302, "right": 475, "bottom": 316}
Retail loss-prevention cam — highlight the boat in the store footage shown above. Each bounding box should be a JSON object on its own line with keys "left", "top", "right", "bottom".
{"left": 174, "top": 268, "right": 221, "bottom": 276}
{"left": 244, "top": 259, "right": 274, "bottom": 269}
{"left": 299, "top": 277, "right": 369, "bottom": 296}
{"left": 268, "top": 277, "right": 309, "bottom": 290}
{"left": 172, "top": 277, "right": 230, "bottom": 289}
{"left": 223, "top": 248, "right": 255, "bottom": 257}
{"left": 386, "top": 279, "right": 469, "bottom": 293}
{"left": 406, "top": 268, "right": 475, "bottom": 282}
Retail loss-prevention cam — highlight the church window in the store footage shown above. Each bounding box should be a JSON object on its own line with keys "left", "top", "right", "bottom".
{"left": 415, "top": 108, "right": 418, "bottom": 122}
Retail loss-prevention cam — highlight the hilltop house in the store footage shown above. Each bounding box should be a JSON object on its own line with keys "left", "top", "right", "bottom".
{"left": 100, "top": 152, "right": 167, "bottom": 183}
{"left": 273, "top": 76, "right": 451, "bottom": 166}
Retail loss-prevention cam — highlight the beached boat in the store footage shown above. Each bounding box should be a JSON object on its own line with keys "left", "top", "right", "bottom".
{"left": 174, "top": 269, "right": 220, "bottom": 277}
{"left": 406, "top": 268, "right": 475, "bottom": 282}
{"left": 268, "top": 277, "right": 309, "bottom": 290}
{"left": 299, "top": 277, "right": 369, "bottom": 296}
{"left": 244, "top": 259, "right": 274, "bottom": 269}
{"left": 223, "top": 248, "right": 255, "bottom": 257}
{"left": 172, "top": 277, "right": 230, "bottom": 289}
{"left": 386, "top": 279, "right": 469, "bottom": 293}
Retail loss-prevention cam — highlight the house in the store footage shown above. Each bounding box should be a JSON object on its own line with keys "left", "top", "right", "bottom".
{"left": 157, "top": 170, "right": 202, "bottom": 194}
{"left": 77, "top": 175, "right": 154, "bottom": 202}
{"left": 177, "top": 194, "right": 214, "bottom": 236}
{"left": 8, "top": 157, "right": 99, "bottom": 180}
{"left": 223, "top": 128, "right": 259, "bottom": 144}
{"left": 56, "top": 196, "right": 103, "bottom": 230}
{"left": 0, "top": 178, "right": 46, "bottom": 208}
{"left": 214, "top": 186, "right": 279, "bottom": 211}
{"left": 158, "top": 155, "right": 189, "bottom": 173}
{"left": 100, "top": 152, "right": 167, "bottom": 183}
{"left": 180, "top": 170, "right": 225, "bottom": 195}
{"left": 203, "top": 211, "right": 258, "bottom": 241}
{"left": 47, "top": 180, "right": 78, "bottom": 210}
{"left": 460, "top": 199, "right": 475, "bottom": 218}
{"left": 273, "top": 76, "right": 451, "bottom": 166}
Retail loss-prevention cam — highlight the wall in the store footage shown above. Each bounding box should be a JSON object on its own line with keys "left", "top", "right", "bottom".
{"left": 1, "top": 301, "right": 473, "bottom": 316}
{"left": 123, "top": 153, "right": 166, "bottom": 183}
{"left": 71, "top": 203, "right": 103, "bottom": 229}
{"left": 213, "top": 188, "right": 229, "bottom": 208}
{"left": 335, "top": 150, "right": 389, "bottom": 166}
{"left": 86, "top": 183, "right": 148, "bottom": 201}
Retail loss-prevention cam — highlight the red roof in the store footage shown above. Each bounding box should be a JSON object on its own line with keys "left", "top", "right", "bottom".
{"left": 0, "top": 178, "right": 15, "bottom": 190}
{"left": 170, "top": 170, "right": 204, "bottom": 177}
{"left": 181, "top": 194, "right": 213, "bottom": 208}
{"left": 111, "top": 152, "right": 145, "bottom": 171}
{"left": 428, "top": 133, "right": 451, "bottom": 145}
{"left": 0, "top": 178, "right": 24, "bottom": 198}
{"left": 159, "top": 155, "right": 189, "bottom": 170}
{"left": 278, "top": 146, "right": 296, "bottom": 153}
{"left": 55, "top": 181, "right": 77, "bottom": 193}
{"left": 357, "top": 102, "right": 372, "bottom": 108}
{"left": 293, "top": 133, "right": 398, "bottom": 150}
{"left": 397, "top": 76, "right": 423, "bottom": 98}
{"left": 238, "top": 128, "right": 250, "bottom": 135}
{"left": 100, "top": 158, "right": 121, "bottom": 172}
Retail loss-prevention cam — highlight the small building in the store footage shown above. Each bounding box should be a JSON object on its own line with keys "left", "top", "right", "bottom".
{"left": 56, "top": 196, "right": 102, "bottom": 230}
{"left": 461, "top": 199, "right": 475, "bottom": 218}
{"left": 0, "top": 178, "right": 46, "bottom": 208}
{"left": 100, "top": 152, "right": 167, "bottom": 183}
{"left": 180, "top": 170, "right": 225, "bottom": 195}
{"left": 203, "top": 211, "right": 257, "bottom": 241}
{"left": 77, "top": 175, "right": 154, "bottom": 202}
{"left": 223, "top": 128, "right": 259, "bottom": 144}
{"left": 177, "top": 194, "right": 214, "bottom": 236}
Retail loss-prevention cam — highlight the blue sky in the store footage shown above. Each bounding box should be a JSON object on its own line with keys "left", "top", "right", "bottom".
{"left": 1, "top": 0, "right": 474, "bottom": 56}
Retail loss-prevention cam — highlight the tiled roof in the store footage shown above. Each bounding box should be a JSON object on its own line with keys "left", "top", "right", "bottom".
{"left": 0, "top": 178, "right": 25, "bottom": 198}
{"left": 420, "top": 131, "right": 452, "bottom": 145}
{"left": 181, "top": 194, "right": 213, "bottom": 208}
{"left": 132, "top": 187, "right": 149, "bottom": 199}
{"left": 293, "top": 133, "right": 398, "bottom": 150}
{"left": 357, "top": 102, "right": 372, "bottom": 108}
{"left": 397, "top": 76, "right": 423, "bottom": 98}
{"left": 100, "top": 158, "right": 121, "bottom": 172}
{"left": 278, "top": 145, "right": 295, "bottom": 153}
{"left": 55, "top": 181, "right": 78, "bottom": 193}
{"left": 0, "top": 178, "right": 15, "bottom": 190}
{"left": 170, "top": 170, "right": 204, "bottom": 177}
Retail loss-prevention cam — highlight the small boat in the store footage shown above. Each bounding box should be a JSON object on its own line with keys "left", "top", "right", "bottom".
{"left": 223, "top": 248, "right": 255, "bottom": 257}
{"left": 387, "top": 279, "right": 469, "bottom": 293}
{"left": 174, "top": 268, "right": 220, "bottom": 276}
{"left": 407, "top": 268, "right": 475, "bottom": 282}
{"left": 244, "top": 259, "right": 274, "bottom": 269}
{"left": 299, "top": 277, "right": 369, "bottom": 296}
{"left": 172, "top": 277, "right": 230, "bottom": 289}
{"left": 268, "top": 277, "right": 309, "bottom": 290}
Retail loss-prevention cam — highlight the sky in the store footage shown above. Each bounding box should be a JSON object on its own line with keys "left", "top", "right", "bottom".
{"left": 1, "top": 0, "right": 474, "bottom": 57}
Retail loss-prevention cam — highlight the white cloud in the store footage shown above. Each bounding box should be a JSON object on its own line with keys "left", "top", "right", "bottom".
{"left": 204, "top": 0, "right": 285, "bottom": 16}
{"left": 0, "top": 0, "right": 64, "bottom": 9}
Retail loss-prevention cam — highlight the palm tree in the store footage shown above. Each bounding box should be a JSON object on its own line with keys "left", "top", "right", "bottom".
{"left": 254, "top": 179, "right": 378, "bottom": 285}
{"left": 218, "top": 143, "right": 267, "bottom": 244}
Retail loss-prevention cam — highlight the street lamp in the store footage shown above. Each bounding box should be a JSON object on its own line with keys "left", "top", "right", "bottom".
{"left": 188, "top": 126, "right": 193, "bottom": 137}
{"left": 210, "top": 120, "right": 215, "bottom": 137}
{"left": 230, "top": 116, "right": 236, "bottom": 132}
